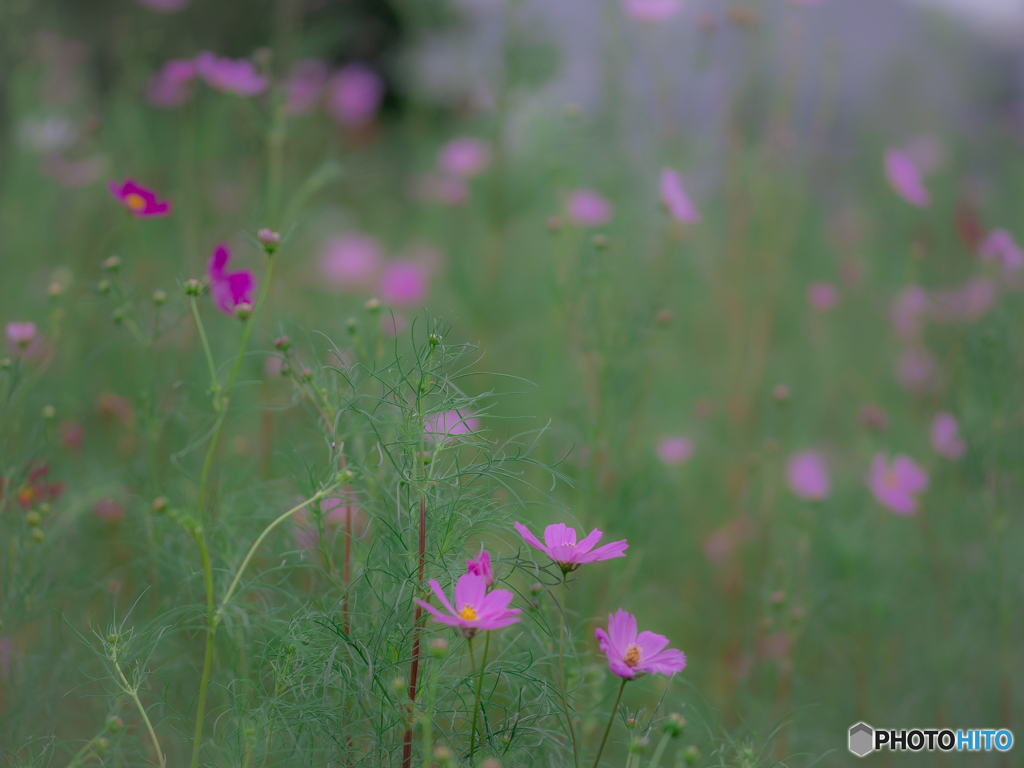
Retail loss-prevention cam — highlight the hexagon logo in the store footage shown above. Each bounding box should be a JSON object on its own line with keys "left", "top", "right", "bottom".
{"left": 849, "top": 722, "right": 874, "bottom": 757}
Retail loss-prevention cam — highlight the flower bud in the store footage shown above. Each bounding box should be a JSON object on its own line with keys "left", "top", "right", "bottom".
{"left": 42, "top": 405, "right": 55, "bottom": 420}
{"left": 184, "top": 278, "right": 201, "bottom": 296}
{"left": 529, "top": 582, "right": 544, "bottom": 595}
{"left": 112, "top": 307, "right": 125, "bottom": 324}
{"left": 428, "top": 333, "right": 441, "bottom": 348}
{"left": 152, "top": 497, "right": 168, "bottom": 514}
{"left": 591, "top": 234, "right": 608, "bottom": 249}
{"left": 98, "top": 279, "right": 112, "bottom": 295}
{"left": 103, "top": 255, "right": 121, "bottom": 272}
{"left": 95, "top": 738, "right": 110, "bottom": 751}
{"left": 280, "top": 361, "right": 291, "bottom": 376}
{"left": 428, "top": 637, "right": 449, "bottom": 658}
{"left": 274, "top": 336, "right": 290, "bottom": 351}
{"left": 107, "top": 633, "right": 118, "bottom": 644}
{"left": 152, "top": 289, "right": 167, "bottom": 306}
{"left": 770, "top": 590, "right": 785, "bottom": 604}
{"left": 234, "top": 302, "right": 253, "bottom": 321}
{"left": 683, "top": 745, "right": 701, "bottom": 764}
{"left": 364, "top": 297, "right": 380, "bottom": 312}
{"left": 346, "top": 317, "right": 358, "bottom": 334}
{"left": 257, "top": 228, "right": 281, "bottom": 252}
{"left": 31, "top": 527, "right": 44, "bottom": 543}
{"left": 106, "top": 715, "right": 124, "bottom": 732}
{"left": 25, "top": 511, "right": 41, "bottom": 526}
{"left": 663, "top": 713, "right": 686, "bottom": 737}
{"left": 390, "top": 675, "right": 406, "bottom": 692}
{"left": 656, "top": 309, "right": 673, "bottom": 326}
{"left": 629, "top": 735, "right": 649, "bottom": 754}
{"left": 299, "top": 367, "right": 313, "bottom": 382}
{"left": 337, "top": 469, "right": 354, "bottom": 484}
{"left": 39, "top": 503, "right": 50, "bottom": 514}
{"left": 0, "top": 358, "right": 10, "bottom": 371}
{"left": 626, "top": 717, "right": 639, "bottom": 730}
{"left": 48, "top": 282, "right": 62, "bottom": 299}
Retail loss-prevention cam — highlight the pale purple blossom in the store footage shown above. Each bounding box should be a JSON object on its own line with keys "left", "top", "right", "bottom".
{"left": 931, "top": 413, "right": 965, "bottom": 460}
{"left": 567, "top": 190, "right": 613, "bottom": 227}
{"left": 438, "top": 138, "right": 491, "bottom": 178}
{"left": 195, "top": 52, "right": 267, "bottom": 96}
{"left": 379, "top": 261, "right": 429, "bottom": 307}
{"left": 206, "top": 244, "right": 255, "bottom": 315}
{"left": 931, "top": 278, "right": 997, "bottom": 323}
{"left": 285, "top": 59, "right": 328, "bottom": 115}
{"left": 806, "top": 283, "right": 839, "bottom": 312}
{"left": 514, "top": 521, "right": 627, "bottom": 572}
{"left": 424, "top": 410, "right": 479, "bottom": 441}
{"left": 466, "top": 549, "right": 494, "bottom": 588}
{"left": 6, "top": 322, "right": 37, "bottom": 353}
{"left": 896, "top": 347, "right": 935, "bottom": 393}
{"left": 623, "top": 0, "right": 682, "bottom": 21}
{"left": 326, "top": 64, "right": 384, "bottom": 127}
{"left": 146, "top": 59, "right": 197, "bottom": 108}
{"left": 786, "top": 451, "right": 830, "bottom": 500}
{"left": 890, "top": 286, "right": 928, "bottom": 343}
{"left": 319, "top": 235, "right": 383, "bottom": 291}
{"left": 595, "top": 609, "right": 686, "bottom": 679}
{"left": 979, "top": 229, "right": 1024, "bottom": 281}
{"left": 415, "top": 573, "right": 520, "bottom": 638}
{"left": 867, "top": 453, "right": 928, "bottom": 515}
{"left": 656, "top": 436, "right": 693, "bottom": 466}
{"left": 659, "top": 168, "right": 700, "bottom": 223}
{"left": 885, "top": 149, "right": 930, "bottom": 208}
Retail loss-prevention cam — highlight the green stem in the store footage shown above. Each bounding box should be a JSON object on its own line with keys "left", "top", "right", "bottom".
{"left": 189, "top": 532, "right": 216, "bottom": 768}
{"left": 114, "top": 661, "right": 166, "bottom": 768}
{"left": 558, "top": 576, "right": 580, "bottom": 767}
{"left": 645, "top": 733, "right": 670, "bottom": 768}
{"left": 469, "top": 630, "right": 490, "bottom": 761}
{"left": 421, "top": 649, "right": 442, "bottom": 768}
{"left": 190, "top": 298, "right": 219, "bottom": 396}
{"left": 592, "top": 679, "right": 627, "bottom": 768}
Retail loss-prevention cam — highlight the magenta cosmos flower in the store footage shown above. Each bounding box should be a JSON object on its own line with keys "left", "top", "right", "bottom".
{"left": 285, "top": 59, "right": 328, "bottom": 115}
{"left": 195, "top": 52, "right": 267, "bottom": 96}
{"left": 656, "top": 436, "right": 693, "bottom": 466}
{"left": 806, "top": 282, "right": 839, "bottom": 311}
{"left": 623, "top": 0, "right": 681, "bottom": 21}
{"left": 466, "top": 549, "right": 494, "bottom": 588}
{"left": 514, "top": 522, "right": 627, "bottom": 572}
{"left": 931, "top": 413, "right": 965, "bottom": 460}
{"left": 438, "top": 138, "right": 491, "bottom": 178}
{"left": 786, "top": 451, "right": 830, "bottom": 500}
{"left": 885, "top": 149, "right": 930, "bottom": 208}
{"left": 980, "top": 229, "right": 1024, "bottom": 278}
{"left": 6, "top": 322, "right": 37, "bottom": 353}
{"left": 566, "top": 190, "right": 613, "bottom": 227}
{"left": 425, "top": 409, "right": 480, "bottom": 441}
{"left": 326, "top": 64, "right": 384, "bottom": 127}
{"left": 206, "top": 244, "right": 255, "bottom": 315}
{"left": 379, "top": 261, "right": 429, "bottom": 307}
{"left": 415, "top": 573, "right": 520, "bottom": 638}
{"left": 146, "top": 59, "right": 197, "bottom": 108}
{"left": 319, "top": 234, "right": 383, "bottom": 291}
{"left": 108, "top": 178, "right": 171, "bottom": 218}
{"left": 660, "top": 168, "right": 700, "bottom": 223}
{"left": 595, "top": 609, "right": 686, "bottom": 679}
{"left": 867, "top": 453, "right": 929, "bottom": 516}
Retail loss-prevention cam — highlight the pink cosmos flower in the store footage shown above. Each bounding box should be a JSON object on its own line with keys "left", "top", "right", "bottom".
{"left": 595, "top": 609, "right": 686, "bottom": 679}
{"left": 806, "top": 282, "right": 839, "bottom": 311}
{"left": 6, "top": 322, "right": 37, "bottom": 353}
{"left": 424, "top": 409, "right": 479, "bottom": 441}
{"left": 438, "top": 138, "right": 491, "bottom": 178}
{"left": 285, "top": 59, "right": 328, "bottom": 115}
{"left": 931, "top": 413, "right": 965, "bottom": 460}
{"left": 866, "top": 452, "right": 929, "bottom": 516}
{"left": 623, "top": 0, "right": 682, "bottom": 21}
{"left": 890, "top": 286, "right": 928, "bottom": 343}
{"left": 414, "top": 573, "right": 520, "bottom": 638}
{"left": 659, "top": 168, "right": 700, "bottom": 223}
{"left": 466, "top": 549, "right": 494, "bottom": 588}
{"left": 319, "top": 235, "right": 383, "bottom": 291}
{"left": 146, "top": 59, "right": 197, "bottom": 108}
{"left": 656, "top": 436, "right": 693, "bottom": 466}
{"left": 979, "top": 229, "right": 1024, "bottom": 281}
{"left": 567, "top": 190, "right": 613, "bottom": 227}
{"left": 514, "top": 522, "right": 627, "bottom": 572}
{"left": 896, "top": 347, "right": 935, "bottom": 393}
{"left": 206, "top": 244, "right": 255, "bottom": 316}
{"left": 885, "top": 149, "right": 930, "bottom": 208}
{"left": 93, "top": 496, "right": 125, "bottom": 522}
{"left": 195, "top": 52, "right": 267, "bottom": 96}
{"left": 326, "top": 64, "right": 384, "bottom": 127}
{"left": 136, "top": 0, "right": 190, "bottom": 11}
{"left": 108, "top": 178, "right": 171, "bottom": 218}
{"left": 786, "top": 451, "right": 830, "bottom": 500}
{"left": 379, "top": 261, "right": 429, "bottom": 307}
{"left": 414, "top": 173, "right": 469, "bottom": 206}
{"left": 931, "top": 278, "right": 997, "bottom": 323}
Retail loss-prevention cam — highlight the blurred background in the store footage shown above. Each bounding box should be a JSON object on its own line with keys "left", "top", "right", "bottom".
{"left": 2, "top": 0, "right": 1024, "bottom": 764}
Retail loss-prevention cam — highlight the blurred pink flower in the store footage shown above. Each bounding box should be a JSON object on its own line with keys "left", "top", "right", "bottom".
{"left": 931, "top": 413, "right": 965, "bottom": 460}
{"left": 414, "top": 174, "right": 469, "bottom": 206}
{"left": 292, "top": 499, "right": 364, "bottom": 550}
{"left": 93, "top": 496, "right": 125, "bottom": 522}
{"left": 285, "top": 59, "right": 328, "bottom": 115}
{"left": 703, "top": 518, "right": 751, "bottom": 562}
{"left": 806, "top": 282, "right": 839, "bottom": 311}
{"left": 867, "top": 453, "right": 928, "bottom": 515}
{"left": 885, "top": 149, "right": 930, "bottom": 208}
{"left": 656, "top": 436, "right": 693, "bottom": 466}
{"left": 135, "top": 0, "right": 190, "bottom": 10}
{"left": 890, "top": 286, "right": 928, "bottom": 343}
{"left": 903, "top": 135, "right": 945, "bottom": 175}
{"left": 660, "top": 168, "right": 700, "bottom": 223}
{"left": 379, "top": 261, "right": 429, "bottom": 307}
{"left": 146, "top": 59, "right": 197, "bottom": 108}
{"left": 786, "top": 451, "right": 830, "bottom": 500}
{"left": 41, "top": 153, "right": 104, "bottom": 188}
{"left": 319, "top": 235, "right": 383, "bottom": 291}
{"left": 326, "top": 64, "right": 384, "bottom": 127}
{"left": 108, "top": 178, "right": 171, "bottom": 218}
{"left": 206, "top": 244, "right": 255, "bottom": 316}
{"left": 595, "top": 609, "right": 686, "bottom": 679}
{"left": 59, "top": 421, "right": 85, "bottom": 452}
{"left": 896, "top": 347, "right": 935, "bottom": 393}
{"left": 466, "top": 549, "right": 495, "bottom": 587}
{"left": 514, "top": 521, "right": 627, "bottom": 572}
{"left": 195, "top": 52, "right": 267, "bottom": 96}
{"left": 623, "top": 0, "right": 682, "bottom": 21}
{"left": 415, "top": 573, "right": 521, "bottom": 638}
{"left": 567, "top": 190, "right": 613, "bottom": 227}
{"left": 979, "top": 229, "right": 1024, "bottom": 279}
{"left": 438, "top": 138, "right": 491, "bottom": 178}
{"left": 424, "top": 409, "right": 479, "bottom": 441}
{"left": 6, "top": 322, "right": 37, "bottom": 353}
{"left": 931, "top": 278, "right": 997, "bottom": 323}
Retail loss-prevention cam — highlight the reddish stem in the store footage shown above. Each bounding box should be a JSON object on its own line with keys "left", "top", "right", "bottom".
{"left": 401, "top": 494, "right": 427, "bottom": 768}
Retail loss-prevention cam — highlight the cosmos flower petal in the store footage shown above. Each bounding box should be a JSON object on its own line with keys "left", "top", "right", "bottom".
{"left": 454, "top": 573, "right": 487, "bottom": 613}
{"left": 513, "top": 522, "right": 546, "bottom": 553}
{"left": 607, "top": 659, "right": 637, "bottom": 679}
{"left": 428, "top": 578, "right": 457, "bottom": 617}
{"left": 543, "top": 523, "right": 574, "bottom": 549}
{"left": 480, "top": 588, "right": 514, "bottom": 613}
{"left": 575, "top": 539, "right": 628, "bottom": 563}
{"left": 574, "top": 528, "right": 604, "bottom": 555}
{"left": 636, "top": 630, "right": 670, "bottom": 658}
{"left": 642, "top": 648, "right": 686, "bottom": 675}
{"left": 608, "top": 609, "right": 637, "bottom": 651}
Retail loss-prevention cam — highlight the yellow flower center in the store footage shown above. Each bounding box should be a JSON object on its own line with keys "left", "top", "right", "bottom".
{"left": 459, "top": 605, "right": 478, "bottom": 621}
{"left": 124, "top": 193, "right": 147, "bottom": 211}
{"left": 624, "top": 645, "right": 641, "bottom": 668}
